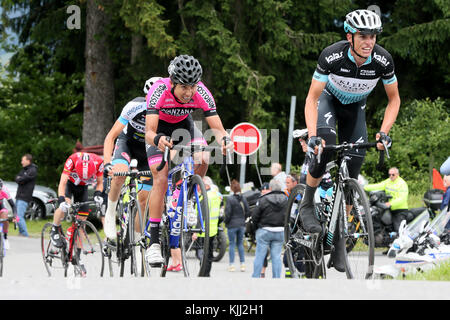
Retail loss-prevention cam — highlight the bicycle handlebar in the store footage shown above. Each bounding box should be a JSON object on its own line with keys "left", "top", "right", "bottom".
{"left": 317, "top": 140, "right": 389, "bottom": 171}
{"left": 156, "top": 137, "right": 231, "bottom": 172}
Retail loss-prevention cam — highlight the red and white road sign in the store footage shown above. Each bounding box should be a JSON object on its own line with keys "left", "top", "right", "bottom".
{"left": 229, "top": 122, "right": 262, "bottom": 156}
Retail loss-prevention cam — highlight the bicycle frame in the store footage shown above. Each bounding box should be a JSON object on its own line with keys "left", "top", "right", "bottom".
{"left": 143, "top": 154, "right": 206, "bottom": 243}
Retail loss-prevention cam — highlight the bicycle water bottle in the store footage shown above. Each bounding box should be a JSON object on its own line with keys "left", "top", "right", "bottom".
{"left": 66, "top": 225, "right": 74, "bottom": 242}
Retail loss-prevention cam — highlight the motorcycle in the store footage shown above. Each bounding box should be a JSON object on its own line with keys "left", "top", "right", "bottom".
{"left": 368, "top": 190, "right": 433, "bottom": 248}
{"left": 374, "top": 205, "right": 450, "bottom": 278}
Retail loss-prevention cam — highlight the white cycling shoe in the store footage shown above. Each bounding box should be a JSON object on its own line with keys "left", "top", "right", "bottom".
{"left": 145, "top": 243, "right": 164, "bottom": 266}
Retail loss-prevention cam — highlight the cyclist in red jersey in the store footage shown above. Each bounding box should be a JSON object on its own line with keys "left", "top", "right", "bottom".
{"left": 50, "top": 152, "right": 104, "bottom": 248}
{"left": 144, "top": 55, "right": 233, "bottom": 264}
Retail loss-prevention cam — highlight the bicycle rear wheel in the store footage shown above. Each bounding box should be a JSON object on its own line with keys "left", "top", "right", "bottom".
{"left": 180, "top": 174, "right": 210, "bottom": 277}
{"left": 72, "top": 221, "right": 105, "bottom": 277}
{"left": 284, "top": 184, "right": 326, "bottom": 279}
{"left": 41, "top": 222, "right": 68, "bottom": 277}
{"left": 342, "top": 178, "right": 375, "bottom": 279}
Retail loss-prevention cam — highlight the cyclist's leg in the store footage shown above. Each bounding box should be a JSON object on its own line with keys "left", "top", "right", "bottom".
{"left": 336, "top": 98, "right": 368, "bottom": 180}
{"left": 50, "top": 182, "right": 75, "bottom": 247}
{"left": 301, "top": 90, "right": 337, "bottom": 232}
{"left": 144, "top": 144, "right": 168, "bottom": 264}
{"left": 104, "top": 136, "right": 130, "bottom": 239}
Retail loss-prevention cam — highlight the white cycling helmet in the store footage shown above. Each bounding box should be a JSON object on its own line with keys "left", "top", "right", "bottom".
{"left": 344, "top": 9, "right": 382, "bottom": 35}
{"left": 143, "top": 76, "right": 163, "bottom": 94}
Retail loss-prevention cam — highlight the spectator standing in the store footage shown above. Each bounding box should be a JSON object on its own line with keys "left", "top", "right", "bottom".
{"left": 224, "top": 179, "right": 250, "bottom": 272}
{"left": 271, "top": 163, "right": 287, "bottom": 191}
{"left": 284, "top": 174, "right": 299, "bottom": 197}
{"left": 15, "top": 154, "right": 37, "bottom": 237}
{"left": 251, "top": 179, "right": 287, "bottom": 278}
{"left": 442, "top": 175, "right": 450, "bottom": 230}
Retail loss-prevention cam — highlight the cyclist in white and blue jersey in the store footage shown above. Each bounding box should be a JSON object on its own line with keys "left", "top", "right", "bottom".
{"left": 299, "top": 9, "right": 401, "bottom": 272}
{"left": 102, "top": 77, "right": 161, "bottom": 241}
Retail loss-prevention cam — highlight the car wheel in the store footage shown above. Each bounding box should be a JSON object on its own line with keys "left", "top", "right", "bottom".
{"left": 25, "top": 198, "right": 45, "bottom": 220}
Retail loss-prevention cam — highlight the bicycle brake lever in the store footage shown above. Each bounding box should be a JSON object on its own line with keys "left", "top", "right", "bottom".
{"left": 381, "top": 140, "right": 390, "bottom": 159}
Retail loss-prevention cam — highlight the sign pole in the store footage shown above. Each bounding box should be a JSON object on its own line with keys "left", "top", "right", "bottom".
{"left": 239, "top": 155, "right": 246, "bottom": 188}
{"left": 286, "top": 96, "right": 296, "bottom": 175}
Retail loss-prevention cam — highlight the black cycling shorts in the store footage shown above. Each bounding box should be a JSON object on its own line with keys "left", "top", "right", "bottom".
{"left": 112, "top": 132, "right": 153, "bottom": 190}
{"left": 146, "top": 115, "right": 207, "bottom": 167}
{"left": 308, "top": 88, "right": 367, "bottom": 179}
{"left": 65, "top": 181, "right": 89, "bottom": 216}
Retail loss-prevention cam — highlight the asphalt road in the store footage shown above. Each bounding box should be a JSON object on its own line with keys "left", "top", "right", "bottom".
{"left": 1, "top": 235, "right": 449, "bottom": 300}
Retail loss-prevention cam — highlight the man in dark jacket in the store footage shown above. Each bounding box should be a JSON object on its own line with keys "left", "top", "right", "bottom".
{"left": 251, "top": 179, "right": 287, "bottom": 278}
{"left": 15, "top": 154, "right": 37, "bottom": 236}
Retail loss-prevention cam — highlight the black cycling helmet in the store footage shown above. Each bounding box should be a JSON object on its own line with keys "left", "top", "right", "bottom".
{"left": 168, "top": 55, "right": 202, "bottom": 86}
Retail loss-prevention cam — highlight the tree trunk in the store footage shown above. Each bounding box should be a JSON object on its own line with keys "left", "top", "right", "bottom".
{"left": 83, "top": 0, "right": 115, "bottom": 146}
{"left": 131, "top": 34, "right": 143, "bottom": 65}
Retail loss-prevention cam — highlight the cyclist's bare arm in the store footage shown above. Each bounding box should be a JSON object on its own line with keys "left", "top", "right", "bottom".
{"left": 95, "top": 175, "right": 103, "bottom": 193}
{"left": 304, "top": 79, "right": 327, "bottom": 139}
{"left": 103, "top": 120, "right": 126, "bottom": 165}
{"left": 205, "top": 115, "right": 231, "bottom": 154}
{"left": 58, "top": 174, "right": 70, "bottom": 202}
{"left": 377, "top": 82, "right": 401, "bottom": 149}
{"left": 380, "top": 81, "right": 401, "bottom": 134}
{"left": 145, "top": 114, "right": 172, "bottom": 152}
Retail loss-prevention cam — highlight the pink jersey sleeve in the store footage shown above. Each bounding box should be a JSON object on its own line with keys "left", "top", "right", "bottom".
{"left": 0, "top": 186, "right": 11, "bottom": 200}
{"left": 195, "top": 82, "right": 217, "bottom": 117}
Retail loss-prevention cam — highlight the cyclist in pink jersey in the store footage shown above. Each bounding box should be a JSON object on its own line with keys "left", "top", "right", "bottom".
{"left": 144, "top": 55, "right": 232, "bottom": 264}
{"left": 0, "top": 179, "right": 18, "bottom": 250}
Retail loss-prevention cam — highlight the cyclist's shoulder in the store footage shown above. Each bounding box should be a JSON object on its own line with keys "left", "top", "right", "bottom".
{"left": 121, "top": 97, "right": 147, "bottom": 115}
{"left": 371, "top": 44, "right": 394, "bottom": 68}
{"left": 319, "top": 40, "right": 349, "bottom": 59}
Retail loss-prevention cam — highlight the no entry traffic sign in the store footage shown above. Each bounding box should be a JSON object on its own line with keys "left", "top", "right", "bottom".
{"left": 229, "top": 122, "right": 262, "bottom": 156}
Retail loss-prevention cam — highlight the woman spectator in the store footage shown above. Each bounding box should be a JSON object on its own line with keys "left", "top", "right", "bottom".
{"left": 224, "top": 179, "right": 249, "bottom": 272}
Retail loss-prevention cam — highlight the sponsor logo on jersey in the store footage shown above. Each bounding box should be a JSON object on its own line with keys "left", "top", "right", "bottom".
{"left": 196, "top": 86, "right": 216, "bottom": 111}
{"left": 373, "top": 52, "right": 390, "bottom": 67}
{"left": 148, "top": 84, "right": 166, "bottom": 110}
{"left": 340, "top": 68, "right": 351, "bottom": 73}
{"left": 161, "top": 107, "right": 195, "bottom": 117}
{"left": 325, "top": 51, "right": 343, "bottom": 64}
{"left": 360, "top": 69, "right": 376, "bottom": 76}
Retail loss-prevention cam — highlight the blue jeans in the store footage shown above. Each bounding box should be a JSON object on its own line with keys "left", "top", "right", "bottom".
{"left": 252, "top": 228, "right": 284, "bottom": 278}
{"left": 227, "top": 227, "right": 245, "bottom": 264}
{"left": 15, "top": 200, "right": 29, "bottom": 236}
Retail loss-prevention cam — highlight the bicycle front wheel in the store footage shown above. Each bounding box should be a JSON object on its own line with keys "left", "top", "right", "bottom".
{"left": 72, "top": 220, "right": 105, "bottom": 277}
{"left": 342, "top": 178, "right": 375, "bottom": 279}
{"left": 180, "top": 174, "right": 210, "bottom": 277}
{"left": 41, "top": 222, "right": 67, "bottom": 277}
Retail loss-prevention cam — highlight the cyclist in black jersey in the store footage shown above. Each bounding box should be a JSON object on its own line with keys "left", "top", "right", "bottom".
{"left": 299, "top": 9, "right": 400, "bottom": 272}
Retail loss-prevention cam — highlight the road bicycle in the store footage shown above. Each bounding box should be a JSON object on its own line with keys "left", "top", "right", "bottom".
{"left": 141, "top": 142, "right": 222, "bottom": 277}
{"left": 284, "top": 140, "right": 388, "bottom": 279}
{"left": 0, "top": 216, "right": 16, "bottom": 277}
{"left": 41, "top": 200, "right": 105, "bottom": 277}
{"left": 103, "top": 163, "right": 152, "bottom": 277}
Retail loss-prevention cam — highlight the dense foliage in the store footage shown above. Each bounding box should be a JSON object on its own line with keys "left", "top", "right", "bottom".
{"left": 0, "top": 0, "right": 448, "bottom": 195}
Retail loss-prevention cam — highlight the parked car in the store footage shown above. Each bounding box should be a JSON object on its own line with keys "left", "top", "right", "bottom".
{"left": 2, "top": 181, "right": 57, "bottom": 220}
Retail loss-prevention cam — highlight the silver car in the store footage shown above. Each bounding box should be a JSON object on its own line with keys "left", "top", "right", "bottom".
{"left": 2, "top": 181, "right": 57, "bottom": 220}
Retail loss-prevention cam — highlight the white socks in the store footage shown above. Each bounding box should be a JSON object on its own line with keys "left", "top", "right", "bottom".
{"left": 104, "top": 199, "right": 118, "bottom": 239}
